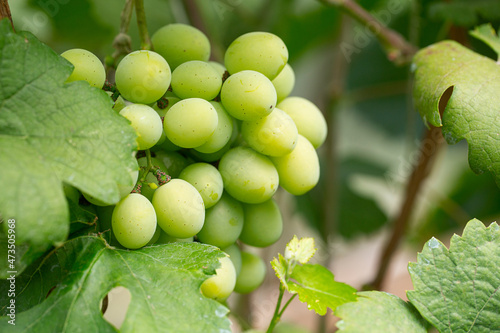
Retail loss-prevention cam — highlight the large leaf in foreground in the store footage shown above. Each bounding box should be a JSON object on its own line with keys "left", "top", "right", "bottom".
{"left": 335, "top": 291, "right": 427, "bottom": 333}
{"left": 0, "top": 236, "right": 231, "bottom": 333}
{"left": 407, "top": 219, "right": 500, "bottom": 332}
{"left": 288, "top": 264, "right": 356, "bottom": 315}
{"left": 412, "top": 40, "right": 500, "bottom": 186}
{"left": 0, "top": 19, "right": 137, "bottom": 276}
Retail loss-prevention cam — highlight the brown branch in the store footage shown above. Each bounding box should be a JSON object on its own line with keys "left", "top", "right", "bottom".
{"left": 368, "top": 118, "right": 446, "bottom": 290}
{"left": 0, "top": 0, "right": 14, "bottom": 30}
{"left": 320, "top": 0, "right": 417, "bottom": 65}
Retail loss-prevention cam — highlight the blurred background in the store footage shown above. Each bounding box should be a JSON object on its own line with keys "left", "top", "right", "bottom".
{"left": 9, "top": 0, "right": 500, "bottom": 331}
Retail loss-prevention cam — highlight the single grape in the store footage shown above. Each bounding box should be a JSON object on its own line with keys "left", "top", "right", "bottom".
{"left": 63, "top": 183, "right": 80, "bottom": 203}
{"left": 201, "top": 256, "right": 236, "bottom": 301}
{"left": 197, "top": 193, "right": 244, "bottom": 248}
{"left": 152, "top": 179, "right": 205, "bottom": 238}
{"left": 117, "top": 158, "right": 139, "bottom": 199}
{"left": 218, "top": 147, "right": 279, "bottom": 204}
{"left": 239, "top": 199, "right": 283, "bottom": 247}
{"left": 224, "top": 31, "right": 288, "bottom": 80}
{"left": 179, "top": 163, "right": 223, "bottom": 209}
{"left": 112, "top": 193, "right": 157, "bottom": 249}
{"left": 271, "top": 134, "right": 320, "bottom": 195}
{"left": 163, "top": 98, "right": 218, "bottom": 148}
{"left": 220, "top": 70, "right": 277, "bottom": 121}
{"left": 153, "top": 150, "right": 190, "bottom": 178}
{"left": 171, "top": 60, "right": 222, "bottom": 100}
{"left": 151, "top": 23, "right": 210, "bottom": 70}
{"left": 61, "top": 48, "right": 106, "bottom": 88}
{"left": 272, "top": 63, "right": 295, "bottom": 102}
{"left": 222, "top": 243, "right": 242, "bottom": 276}
{"left": 115, "top": 50, "right": 171, "bottom": 104}
{"left": 119, "top": 104, "right": 163, "bottom": 150}
{"left": 241, "top": 107, "right": 298, "bottom": 157}
{"left": 277, "top": 97, "right": 327, "bottom": 149}
{"left": 194, "top": 102, "right": 234, "bottom": 154}
{"left": 234, "top": 251, "right": 266, "bottom": 294}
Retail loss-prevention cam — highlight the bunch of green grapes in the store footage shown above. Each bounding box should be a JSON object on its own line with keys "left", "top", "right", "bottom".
{"left": 61, "top": 23, "right": 327, "bottom": 302}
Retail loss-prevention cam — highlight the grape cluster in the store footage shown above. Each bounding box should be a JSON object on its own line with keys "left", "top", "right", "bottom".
{"left": 61, "top": 23, "right": 327, "bottom": 302}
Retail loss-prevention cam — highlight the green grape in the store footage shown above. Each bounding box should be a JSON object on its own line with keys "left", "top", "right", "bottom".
{"left": 220, "top": 70, "right": 277, "bottom": 121}
{"left": 271, "top": 135, "right": 320, "bottom": 195}
{"left": 194, "top": 102, "right": 234, "bottom": 154}
{"left": 179, "top": 163, "right": 223, "bottom": 209}
{"left": 152, "top": 96, "right": 180, "bottom": 146}
{"left": 224, "top": 32, "right": 288, "bottom": 80}
{"left": 222, "top": 243, "right": 242, "bottom": 276}
{"left": 208, "top": 61, "right": 227, "bottom": 78}
{"left": 115, "top": 50, "right": 171, "bottom": 104}
{"left": 241, "top": 107, "right": 298, "bottom": 157}
{"left": 137, "top": 156, "right": 169, "bottom": 200}
{"left": 112, "top": 193, "right": 157, "bottom": 249}
{"left": 201, "top": 256, "right": 236, "bottom": 301}
{"left": 61, "top": 48, "right": 106, "bottom": 88}
{"left": 151, "top": 23, "right": 210, "bottom": 70}
{"left": 171, "top": 60, "right": 222, "bottom": 100}
{"left": 152, "top": 179, "right": 205, "bottom": 238}
{"left": 153, "top": 150, "right": 190, "bottom": 178}
{"left": 272, "top": 63, "right": 295, "bottom": 102}
{"left": 117, "top": 158, "right": 139, "bottom": 199}
{"left": 119, "top": 104, "right": 163, "bottom": 150}
{"left": 218, "top": 147, "right": 279, "bottom": 204}
{"left": 163, "top": 98, "right": 218, "bottom": 148}
{"left": 156, "top": 230, "right": 194, "bottom": 244}
{"left": 239, "top": 199, "right": 282, "bottom": 247}
{"left": 277, "top": 97, "right": 327, "bottom": 149}
{"left": 234, "top": 251, "right": 266, "bottom": 294}
{"left": 197, "top": 193, "right": 244, "bottom": 248}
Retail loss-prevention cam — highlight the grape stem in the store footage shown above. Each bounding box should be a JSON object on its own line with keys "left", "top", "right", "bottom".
{"left": 0, "top": 0, "right": 14, "bottom": 30}
{"left": 319, "top": 0, "right": 417, "bottom": 64}
{"left": 106, "top": 0, "right": 134, "bottom": 73}
{"left": 134, "top": 0, "right": 152, "bottom": 50}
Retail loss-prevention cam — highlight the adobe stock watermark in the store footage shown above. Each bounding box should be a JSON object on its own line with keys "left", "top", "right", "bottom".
{"left": 20, "top": 0, "right": 69, "bottom": 35}
{"left": 5, "top": 218, "right": 17, "bottom": 326}
{"left": 340, "top": 0, "right": 412, "bottom": 62}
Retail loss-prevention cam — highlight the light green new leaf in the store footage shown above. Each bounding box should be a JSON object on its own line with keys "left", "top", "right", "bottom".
{"left": 413, "top": 40, "right": 500, "bottom": 186}
{"left": 284, "top": 236, "right": 316, "bottom": 264}
{"left": 271, "top": 254, "right": 288, "bottom": 289}
{"left": 0, "top": 236, "right": 231, "bottom": 333}
{"left": 335, "top": 291, "right": 427, "bottom": 333}
{"left": 407, "top": 219, "right": 500, "bottom": 332}
{"left": 470, "top": 23, "right": 500, "bottom": 58}
{"left": 288, "top": 264, "right": 356, "bottom": 315}
{"left": 0, "top": 19, "right": 137, "bottom": 276}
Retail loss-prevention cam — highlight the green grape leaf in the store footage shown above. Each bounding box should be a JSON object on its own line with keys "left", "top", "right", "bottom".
{"left": 407, "top": 219, "right": 500, "bottom": 332}
{"left": 470, "top": 23, "right": 500, "bottom": 58}
{"left": 335, "top": 291, "right": 427, "bottom": 332}
{"left": 271, "top": 253, "right": 288, "bottom": 289}
{"left": 0, "top": 19, "right": 137, "bottom": 277}
{"left": 284, "top": 236, "right": 316, "bottom": 264}
{"left": 0, "top": 236, "right": 231, "bottom": 333}
{"left": 288, "top": 264, "right": 357, "bottom": 315}
{"left": 428, "top": 0, "right": 500, "bottom": 27}
{"left": 413, "top": 40, "right": 500, "bottom": 185}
